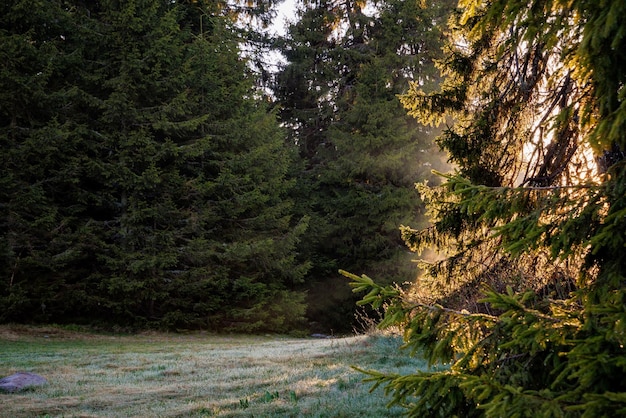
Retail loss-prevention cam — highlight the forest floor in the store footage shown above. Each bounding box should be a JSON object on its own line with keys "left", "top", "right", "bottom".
{"left": 0, "top": 325, "right": 428, "bottom": 417}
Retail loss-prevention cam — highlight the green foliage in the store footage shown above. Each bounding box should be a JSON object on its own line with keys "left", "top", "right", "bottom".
{"left": 345, "top": 0, "right": 626, "bottom": 416}
{"left": 0, "top": 0, "right": 308, "bottom": 331}
{"left": 275, "top": 0, "right": 453, "bottom": 331}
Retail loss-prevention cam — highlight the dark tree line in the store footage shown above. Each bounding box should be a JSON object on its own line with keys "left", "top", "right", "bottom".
{"left": 0, "top": 0, "right": 449, "bottom": 332}
{"left": 1, "top": 0, "right": 310, "bottom": 332}
{"left": 272, "top": 0, "right": 451, "bottom": 331}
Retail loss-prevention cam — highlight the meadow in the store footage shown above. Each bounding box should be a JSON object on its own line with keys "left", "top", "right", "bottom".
{"left": 0, "top": 325, "right": 428, "bottom": 417}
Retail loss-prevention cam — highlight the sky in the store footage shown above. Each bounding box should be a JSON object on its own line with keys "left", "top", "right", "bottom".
{"left": 270, "top": 0, "right": 297, "bottom": 36}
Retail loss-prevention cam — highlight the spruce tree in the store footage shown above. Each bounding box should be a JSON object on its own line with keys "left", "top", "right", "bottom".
{"left": 275, "top": 0, "right": 451, "bottom": 331}
{"left": 0, "top": 0, "right": 308, "bottom": 331}
{"left": 347, "top": 0, "right": 626, "bottom": 416}
{"left": 0, "top": 0, "right": 103, "bottom": 321}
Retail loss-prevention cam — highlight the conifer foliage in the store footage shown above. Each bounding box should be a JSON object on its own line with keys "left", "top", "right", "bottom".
{"left": 274, "top": 0, "right": 451, "bottom": 331}
{"left": 347, "top": 0, "right": 626, "bottom": 416}
{"left": 0, "top": 0, "right": 308, "bottom": 331}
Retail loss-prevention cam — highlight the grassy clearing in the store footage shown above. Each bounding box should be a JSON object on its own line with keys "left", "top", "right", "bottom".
{"left": 0, "top": 325, "right": 426, "bottom": 417}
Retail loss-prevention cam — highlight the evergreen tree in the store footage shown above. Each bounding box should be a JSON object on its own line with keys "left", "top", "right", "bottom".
{"left": 0, "top": 0, "right": 101, "bottom": 321}
{"left": 0, "top": 0, "right": 308, "bottom": 331}
{"left": 275, "top": 0, "right": 451, "bottom": 331}
{"left": 347, "top": 0, "right": 626, "bottom": 416}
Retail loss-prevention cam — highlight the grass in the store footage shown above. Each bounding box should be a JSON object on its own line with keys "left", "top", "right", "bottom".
{"left": 0, "top": 325, "right": 427, "bottom": 417}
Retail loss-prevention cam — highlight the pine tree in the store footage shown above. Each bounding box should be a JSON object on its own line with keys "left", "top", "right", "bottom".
{"left": 346, "top": 0, "right": 626, "bottom": 416}
{"left": 275, "top": 0, "right": 451, "bottom": 331}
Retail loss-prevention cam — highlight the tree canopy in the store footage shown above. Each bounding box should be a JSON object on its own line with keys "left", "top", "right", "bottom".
{"left": 0, "top": 0, "right": 308, "bottom": 332}
{"left": 273, "top": 0, "right": 451, "bottom": 331}
{"left": 1, "top": 0, "right": 454, "bottom": 334}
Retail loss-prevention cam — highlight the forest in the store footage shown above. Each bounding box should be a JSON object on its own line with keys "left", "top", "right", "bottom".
{"left": 2, "top": 0, "right": 626, "bottom": 414}
{"left": 1, "top": 0, "right": 449, "bottom": 333}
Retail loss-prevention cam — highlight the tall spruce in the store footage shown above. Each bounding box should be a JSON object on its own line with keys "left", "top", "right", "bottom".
{"left": 274, "top": 0, "right": 451, "bottom": 331}
{"left": 0, "top": 0, "right": 99, "bottom": 322}
{"left": 346, "top": 0, "right": 626, "bottom": 416}
{"left": 0, "top": 0, "right": 308, "bottom": 331}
